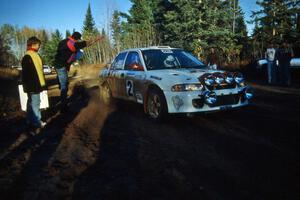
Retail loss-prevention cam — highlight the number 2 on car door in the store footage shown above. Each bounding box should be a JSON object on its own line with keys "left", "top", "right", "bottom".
{"left": 126, "top": 80, "right": 134, "bottom": 96}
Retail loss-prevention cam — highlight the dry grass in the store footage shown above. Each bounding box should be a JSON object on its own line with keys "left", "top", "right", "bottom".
{"left": 0, "top": 67, "right": 20, "bottom": 80}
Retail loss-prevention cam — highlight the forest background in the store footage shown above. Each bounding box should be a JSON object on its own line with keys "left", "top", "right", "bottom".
{"left": 0, "top": 0, "right": 299, "bottom": 68}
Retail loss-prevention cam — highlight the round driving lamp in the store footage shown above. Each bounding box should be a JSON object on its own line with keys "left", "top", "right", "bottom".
{"left": 244, "top": 87, "right": 254, "bottom": 100}
{"left": 234, "top": 73, "right": 244, "bottom": 85}
{"left": 215, "top": 74, "right": 225, "bottom": 85}
{"left": 204, "top": 91, "right": 217, "bottom": 105}
{"left": 204, "top": 75, "right": 215, "bottom": 86}
{"left": 225, "top": 73, "right": 234, "bottom": 84}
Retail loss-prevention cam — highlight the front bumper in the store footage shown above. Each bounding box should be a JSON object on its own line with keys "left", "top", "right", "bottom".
{"left": 164, "top": 87, "right": 250, "bottom": 113}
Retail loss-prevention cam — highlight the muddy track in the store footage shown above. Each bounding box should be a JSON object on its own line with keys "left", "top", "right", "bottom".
{"left": 0, "top": 69, "right": 300, "bottom": 199}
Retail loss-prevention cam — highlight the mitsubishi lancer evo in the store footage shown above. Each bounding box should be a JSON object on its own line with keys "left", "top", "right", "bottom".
{"left": 99, "top": 46, "right": 254, "bottom": 121}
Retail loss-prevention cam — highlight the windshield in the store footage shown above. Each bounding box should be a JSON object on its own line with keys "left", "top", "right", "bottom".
{"left": 142, "top": 49, "right": 206, "bottom": 70}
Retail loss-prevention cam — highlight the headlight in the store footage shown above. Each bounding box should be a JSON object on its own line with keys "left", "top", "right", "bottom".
{"left": 234, "top": 73, "right": 245, "bottom": 85}
{"left": 225, "top": 73, "right": 234, "bottom": 84}
{"left": 204, "top": 75, "right": 215, "bottom": 86}
{"left": 171, "top": 84, "right": 204, "bottom": 92}
{"left": 203, "top": 91, "right": 217, "bottom": 105}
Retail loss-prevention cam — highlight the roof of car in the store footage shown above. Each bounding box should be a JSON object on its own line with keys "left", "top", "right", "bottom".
{"left": 120, "top": 46, "right": 179, "bottom": 53}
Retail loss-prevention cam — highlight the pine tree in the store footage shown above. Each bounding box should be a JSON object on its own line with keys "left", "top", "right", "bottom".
{"left": 235, "top": 13, "right": 249, "bottom": 60}
{"left": 82, "top": 3, "right": 98, "bottom": 39}
{"left": 119, "top": 0, "right": 157, "bottom": 48}
{"left": 43, "top": 29, "right": 62, "bottom": 66}
{"left": 159, "top": 0, "right": 241, "bottom": 64}
{"left": 0, "top": 24, "right": 15, "bottom": 67}
{"left": 81, "top": 3, "right": 106, "bottom": 64}
{"left": 111, "top": 10, "right": 121, "bottom": 52}
{"left": 114, "top": 0, "right": 248, "bottom": 64}
{"left": 229, "top": 0, "right": 249, "bottom": 60}
{"left": 252, "top": 0, "right": 299, "bottom": 43}
{"left": 151, "top": 0, "right": 173, "bottom": 45}
{"left": 250, "top": 0, "right": 300, "bottom": 59}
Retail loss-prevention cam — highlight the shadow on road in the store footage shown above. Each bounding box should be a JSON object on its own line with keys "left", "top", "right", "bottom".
{"left": 0, "top": 76, "right": 300, "bottom": 199}
{"left": 0, "top": 84, "right": 90, "bottom": 199}
{"left": 71, "top": 88, "right": 300, "bottom": 200}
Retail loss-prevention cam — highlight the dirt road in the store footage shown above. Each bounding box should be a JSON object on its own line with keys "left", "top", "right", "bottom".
{"left": 0, "top": 65, "right": 299, "bottom": 199}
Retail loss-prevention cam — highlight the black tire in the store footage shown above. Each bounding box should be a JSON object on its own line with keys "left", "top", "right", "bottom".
{"left": 99, "top": 82, "right": 113, "bottom": 105}
{"left": 146, "top": 88, "right": 168, "bottom": 122}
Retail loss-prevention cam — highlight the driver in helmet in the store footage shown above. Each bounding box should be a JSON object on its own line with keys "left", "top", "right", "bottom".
{"left": 164, "top": 55, "right": 177, "bottom": 68}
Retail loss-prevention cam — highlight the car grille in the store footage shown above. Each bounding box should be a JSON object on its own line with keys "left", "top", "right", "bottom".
{"left": 192, "top": 94, "right": 241, "bottom": 109}
{"left": 211, "top": 94, "right": 240, "bottom": 107}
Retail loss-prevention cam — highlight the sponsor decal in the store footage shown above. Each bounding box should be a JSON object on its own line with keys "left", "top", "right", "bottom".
{"left": 126, "top": 80, "right": 134, "bottom": 96}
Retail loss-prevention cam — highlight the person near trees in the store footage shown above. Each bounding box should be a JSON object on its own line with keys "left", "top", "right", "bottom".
{"left": 276, "top": 41, "right": 294, "bottom": 86}
{"left": 54, "top": 31, "right": 103, "bottom": 113}
{"left": 206, "top": 47, "right": 220, "bottom": 70}
{"left": 21, "top": 36, "right": 47, "bottom": 134}
{"left": 265, "top": 42, "right": 277, "bottom": 85}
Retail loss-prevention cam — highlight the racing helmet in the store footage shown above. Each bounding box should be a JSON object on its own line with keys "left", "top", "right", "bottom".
{"left": 164, "top": 55, "right": 176, "bottom": 68}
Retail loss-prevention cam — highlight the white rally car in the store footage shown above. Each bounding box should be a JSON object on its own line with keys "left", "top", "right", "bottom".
{"left": 99, "top": 46, "right": 254, "bottom": 121}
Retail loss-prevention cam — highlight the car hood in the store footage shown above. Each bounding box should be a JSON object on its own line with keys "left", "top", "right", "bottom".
{"left": 147, "top": 68, "right": 224, "bottom": 82}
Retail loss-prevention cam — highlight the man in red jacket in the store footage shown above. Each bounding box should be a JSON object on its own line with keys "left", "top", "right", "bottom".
{"left": 54, "top": 32, "right": 102, "bottom": 113}
{"left": 22, "top": 36, "right": 47, "bottom": 134}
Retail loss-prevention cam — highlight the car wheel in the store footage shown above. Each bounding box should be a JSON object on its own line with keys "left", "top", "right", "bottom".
{"left": 147, "top": 88, "right": 167, "bottom": 121}
{"left": 99, "top": 82, "right": 113, "bottom": 105}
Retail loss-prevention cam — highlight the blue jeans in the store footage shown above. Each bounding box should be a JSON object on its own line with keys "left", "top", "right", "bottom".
{"left": 267, "top": 61, "right": 277, "bottom": 84}
{"left": 26, "top": 93, "right": 41, "bottom": 127}
{"left": 56, "top": 67, "right": 69, "bottom": 106}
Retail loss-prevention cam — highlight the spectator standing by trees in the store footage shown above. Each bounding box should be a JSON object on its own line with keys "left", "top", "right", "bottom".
{"left": 21, "top": 36, "right": 47, "bottom": 134}
{"left": 54, "top": 32, "right": 102, "bottom": 113}
{"left": 265, "top": 42, "right": 277, "bottom": 85}
{"left": 276, "top": 41, "right": 294, "bottom": 86}
{"left": 206, "top": 47, "right": 220, "bottom": 70}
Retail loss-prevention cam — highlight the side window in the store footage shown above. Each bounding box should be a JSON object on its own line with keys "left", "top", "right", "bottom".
{"left": 124, "top": 52, "right": 143, "bottom": 71}
{"left": 111, "top": 52, "right": 127, "bottom": 70}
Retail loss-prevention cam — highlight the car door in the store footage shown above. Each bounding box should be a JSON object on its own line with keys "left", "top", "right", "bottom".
{"left": 108, "top": 52, "right": 127, "bottom": 98}
{"left": 123, "top": 51, "right": 146, "bottom": 103}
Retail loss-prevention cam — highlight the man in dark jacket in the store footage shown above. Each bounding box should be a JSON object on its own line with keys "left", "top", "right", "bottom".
{"left": 54, "top": 32, "right": 102, "bottom": 112}
{"left": 22, "top": 36, "right": 47, "bottom": 133}
{"left": 276, "top": 41, "right": 294, "bottom": 86}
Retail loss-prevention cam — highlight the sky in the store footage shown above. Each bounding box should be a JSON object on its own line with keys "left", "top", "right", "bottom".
{"left": 0, "top": 0, "right": 132, "bottom": 34}
{"left": 0, "top": 0, "right": 259, "bottom": 35}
